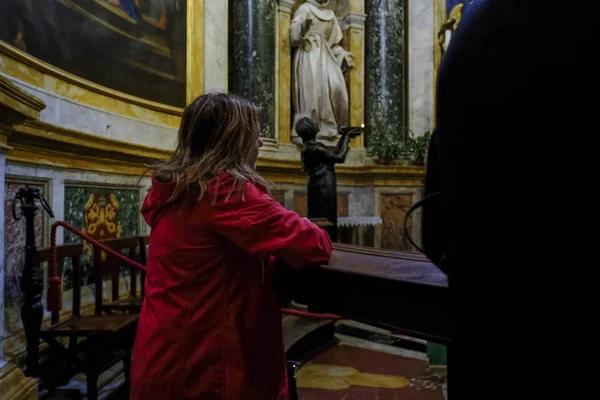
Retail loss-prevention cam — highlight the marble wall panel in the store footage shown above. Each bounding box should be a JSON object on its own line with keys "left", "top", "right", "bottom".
{"left": 3, "top": 182, "right": 46, "bottom": 307}
{"left": 1, "top": 74, "right": 178, "bottom": 151}
{"left": 380, "top": 193, "right": 414, "bottom": 251}
{"left": 366, "top": 0, "right": 406, "bottom": 138}
{"left": 63, "top": 185, "right": 141, "bottom": 290}
{"left": 408, "top": 0, "right": 434, "bottom": 136}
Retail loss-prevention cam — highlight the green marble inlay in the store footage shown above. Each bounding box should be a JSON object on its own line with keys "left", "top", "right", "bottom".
{"left": 366, "top": 0, "right": 406, "bottom": 140}
{"left": 64, "top": 186, "right": 140, "bottom": 242}
{"left": 427, "top": 342, "right": 448, "bottom": 366}
{"left": 62, "top": 186, "right": 141, "bottom": 290}
{"left": 230, "top": 0, "right": 276, "bottom": 139}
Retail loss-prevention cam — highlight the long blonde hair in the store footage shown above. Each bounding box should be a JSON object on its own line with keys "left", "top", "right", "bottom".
{"left": 151, "top": 92, "right": 269, "bottom": 205}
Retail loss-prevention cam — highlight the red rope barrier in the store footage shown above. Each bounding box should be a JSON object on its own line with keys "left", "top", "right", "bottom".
{"left": 47, "top": 221, "right": 342, "bottom": 321}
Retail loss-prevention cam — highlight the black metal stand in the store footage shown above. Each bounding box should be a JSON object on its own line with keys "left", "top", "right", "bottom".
{"left": 286, "top": 361, "right": 301, "bottom": 400}
{"left": 13, "top": 185, "right": 54, "bottom": 376}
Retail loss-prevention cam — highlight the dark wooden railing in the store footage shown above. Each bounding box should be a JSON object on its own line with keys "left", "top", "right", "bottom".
{"left": 34, "top": 235, "right": 148, "bottom": 399}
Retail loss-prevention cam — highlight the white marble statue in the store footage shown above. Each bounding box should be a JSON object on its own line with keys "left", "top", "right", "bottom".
{"left": 291, "top": 0, "right": 355, "bottom": 143}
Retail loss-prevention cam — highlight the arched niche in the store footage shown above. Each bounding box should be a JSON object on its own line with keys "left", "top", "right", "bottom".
{"left": 281, "top": 0, "right": 365, "bottom": 147}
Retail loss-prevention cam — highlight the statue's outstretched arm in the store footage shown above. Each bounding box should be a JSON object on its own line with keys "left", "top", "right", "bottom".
{"left": 317, "top": 135, "right": 350, "bottom": 164}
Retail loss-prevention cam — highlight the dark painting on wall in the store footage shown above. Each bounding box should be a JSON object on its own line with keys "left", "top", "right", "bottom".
{"left": 0, "top": 0, "right": 187, "bottom": 107}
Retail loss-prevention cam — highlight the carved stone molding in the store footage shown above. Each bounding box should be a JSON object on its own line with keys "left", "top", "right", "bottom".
{"left": 0, "top": 75, "right": 46, "bottom": 138}
{"left": 278, "top": 0, "right": 296, "bottom": 12}
{"left": 344, "top": 12, "right": 367, "bottom": 28}
{"left": 0, "top": 76, "right": 45, "bottom": 124}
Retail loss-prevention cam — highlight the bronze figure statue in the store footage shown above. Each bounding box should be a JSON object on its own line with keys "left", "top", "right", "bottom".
{"left": 296, "top": 117, "right": 362, "bottom": 241}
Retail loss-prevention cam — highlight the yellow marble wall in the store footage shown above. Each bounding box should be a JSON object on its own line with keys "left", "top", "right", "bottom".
{"left": 345, "top": 24, "right": 365, "bottom": 149}
{"left": 432, "top": 0, "right": 447, "bottom": 126}
{"left": 0, "top": 132, "right": 10, "bottom": 154}
{"left": 0, "top": 74, "right": 45, "bottom": 123}
{"left": 187, "top": 0, "right": 204, "bottom": 104}
{"left": 346, "top": 0, "right": 366, "bottom": 148}
{"left": 349, "top": 0, "right": 365, "bottom": 14}
{"left": 278, "top": 1, "right": 294, "bottom": 144}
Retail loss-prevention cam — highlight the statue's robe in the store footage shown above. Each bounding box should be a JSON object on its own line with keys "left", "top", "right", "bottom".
{"left": 291, "top": 0, "right": 349, "bottom": 142}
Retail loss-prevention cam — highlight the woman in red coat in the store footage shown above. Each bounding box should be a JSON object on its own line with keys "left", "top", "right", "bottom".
{"left": 130, "top": 93, "right": 333, "bottom": 399}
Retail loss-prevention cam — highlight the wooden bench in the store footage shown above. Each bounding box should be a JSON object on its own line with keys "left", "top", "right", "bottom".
{"left": 92, "top": 237, "right": 145, "bottom": 315}
{"left": 37, "top": 237, "right": 146, "bottom": 400}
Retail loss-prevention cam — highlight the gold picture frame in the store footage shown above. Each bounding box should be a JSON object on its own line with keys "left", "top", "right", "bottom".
{"left": 0, "top": 0, "right": 205, "bottom": 115}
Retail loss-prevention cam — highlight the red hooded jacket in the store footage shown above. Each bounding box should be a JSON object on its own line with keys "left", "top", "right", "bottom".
{"left": 130, "top": 174, "right": 332, "bottom": 400}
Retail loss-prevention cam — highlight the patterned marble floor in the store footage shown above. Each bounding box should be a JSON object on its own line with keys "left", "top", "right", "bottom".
{"left": 296, "top": 334, "right": 447, "bottom": 400}
{"left": 44, "top": 322, "right": 446, "bottom": 400}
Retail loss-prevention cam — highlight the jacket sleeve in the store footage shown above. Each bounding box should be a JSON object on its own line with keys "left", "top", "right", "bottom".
{"left": 210, "top": 183, "right": 332, "bottom": 268}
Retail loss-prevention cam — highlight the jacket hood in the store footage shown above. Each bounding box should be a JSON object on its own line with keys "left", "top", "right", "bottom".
{"left": 141, "top": 174, "right": 267, "bottom": 228}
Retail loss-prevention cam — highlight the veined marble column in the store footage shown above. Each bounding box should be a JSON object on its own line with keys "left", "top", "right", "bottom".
{"left": 230, "top": 0, "right": 277, "bottom": 141}
{"left": 366, "top": 0, "right": 406, "bottom": 139}
{"left": 408, "top": 0, "right": 434, "bottom": 135}
{"left": 204, "top": 0, "right": 228, "bottom": 93}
